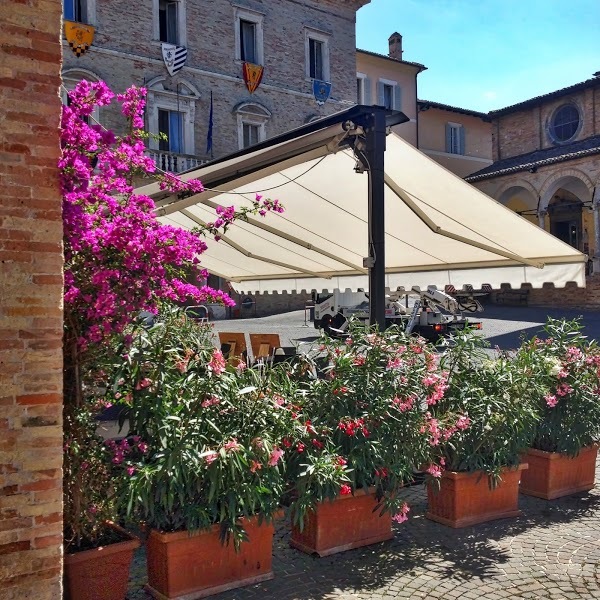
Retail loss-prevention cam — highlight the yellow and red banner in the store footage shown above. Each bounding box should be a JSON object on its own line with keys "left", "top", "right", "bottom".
{"left": 242, "top": 62, "right": 264, "bottom": 94}
{"left": 64, "top": 21, "right": 95, "bottom": 57}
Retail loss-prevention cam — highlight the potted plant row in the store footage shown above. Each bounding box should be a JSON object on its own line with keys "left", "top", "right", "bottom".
{"left": 425, "top": 331, "right": 537, "bottom": 528}
{"left": 104, "top": 307, "right": 299, "bottom": 599}
{"left": 285, "top": 324, "right": 466, "bottom": 553}
{"left": 515, "top": 318, "right": 600, "bottom": 499}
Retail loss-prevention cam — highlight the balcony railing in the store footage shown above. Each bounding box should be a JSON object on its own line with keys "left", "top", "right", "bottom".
{"left": 146, "top": 150, "right": 206, "bottom": 173}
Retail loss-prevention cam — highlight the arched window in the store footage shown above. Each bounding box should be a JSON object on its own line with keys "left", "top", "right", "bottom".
{"left": 61, "top": 68, "right": 102, "bottom": 124}
{"left": 146, "top": 77, "right": 200, "bottom": 156}
{"left": 233, "top": 102, "right": 271, "bottom": 149}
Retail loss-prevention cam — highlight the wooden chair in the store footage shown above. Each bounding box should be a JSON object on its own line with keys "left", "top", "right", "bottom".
{"left": 218, "top": 332, "right": 248, "bottom": 364}
{"left": 249, "top": 333, "right": 282, "bottom": 363}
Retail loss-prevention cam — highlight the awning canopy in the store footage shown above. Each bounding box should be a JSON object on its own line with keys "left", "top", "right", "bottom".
{"left": 137, "top": 106, "right": 586, "bottom": 295}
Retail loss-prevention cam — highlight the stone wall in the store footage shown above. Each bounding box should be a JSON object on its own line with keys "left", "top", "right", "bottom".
{"left": 0, "top": 1, "right": 64, "bottom": 598}
{"left": 232, "top": 290, "right": 312, "bottom": 319}
{"left": 62, "top": 0, "right": 366, "bottom": 160}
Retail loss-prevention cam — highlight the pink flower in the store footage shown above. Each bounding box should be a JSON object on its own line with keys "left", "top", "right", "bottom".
{"left": 126, "top": 466, "right": 135, "bottom": 476}
{"left": 224, "top": 439, "right": 241, "bottom": 453}
{"left": 392, "top": 395, "right": 414, "bottom": 412}
{"left": 545, "top": 394, "right": 558, "bottom": 408}
{"left": 250, "top": 460, "right": 262, "bottom": 473}
{"left": 236, "top": 360, "right": 247, "bottom": 372}
{"left": 392, "top": 502, "right": 410, "bottom": 523}
{"left": 426, "top": 463, "right": 443, "bottom": 478}
{"left": 204, "top": 451, "right": 218, "bottom": 465}
{"left": 268, "top": 447, "right": 284, "bottom": 467}
{"left": 340, "top": 484, "right": 352, "bottom": 495}
{"left": 336, "top": 456, "right": 347, "bottom": 466}
{"left": 456, "top": 415, "right": 471, "bottom": 430}
{"left": 208, "top": 349, "right": 226, "bottom": 375}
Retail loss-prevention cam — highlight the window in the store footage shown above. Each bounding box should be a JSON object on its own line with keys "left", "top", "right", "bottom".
{"left": 158, "top": 109, "right": 184, "bottom": 153}
{"left": 550, "top": 104, "right": 581, "bottom": 143}
{"left": 234, "top": 7, "right": 264, "bottom": 65}
{"left": 159, "top": 0, "right": 178, "bottom": 44}
{"left": 234, "top": 101, "right": 271, "bottom": 150}
{"left": 146, "top": 77, "right": 200, "bottom": 157}
{"left": 309, "top": 38, "right": 324, "bottom": 80}
{"left": 446, "top": 123, "right": 465, "bottom": 155}
{"left": 64, "top": 0, "right": 86, "bottom": 22}
{"left": 153, "top": 0, "right": 186, "bottom": 46}
{"left": 242, "top": 123, "right": 260, "bottom": 148}
{"left": 377, "top": 79, "right": 401, "bottom": 110}
{"left": 239, "top": 20, "right": 257, "bottom": 63}
{"left": 356, "top": 73, "right": 371, "bottom": 104}
{"left": 305, "top": 29, "right": 330, "bottom": 81}
{"left": 61, "top": 69, "right": 102, "bottom": 124}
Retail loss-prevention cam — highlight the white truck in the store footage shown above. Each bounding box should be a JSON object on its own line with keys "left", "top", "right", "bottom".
{"left": 312, "top": 286, "right": 483, "bottom": 340}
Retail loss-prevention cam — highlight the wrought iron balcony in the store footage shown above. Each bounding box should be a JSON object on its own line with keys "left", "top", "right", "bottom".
{"left": 146, "top": 150, "right": 206, "bottom": 173}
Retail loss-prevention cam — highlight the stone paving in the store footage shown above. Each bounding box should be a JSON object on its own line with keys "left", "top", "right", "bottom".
{"left": 127, "top": 462, "right": 600, "bottom": 600}
{"left": 126, "top": 306, "right": 600, "bottom": 599}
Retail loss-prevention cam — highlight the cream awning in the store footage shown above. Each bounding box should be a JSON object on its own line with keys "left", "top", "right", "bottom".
{"left": 137, "top": 111, "right": 585, "bottom": 294}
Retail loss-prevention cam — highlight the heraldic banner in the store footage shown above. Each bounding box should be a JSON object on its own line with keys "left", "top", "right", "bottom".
{"left": 64, "top": 21, "right": 95, "bottom": 57}
{"left": 243, "top": 62, "right": 264, "bottom": 94}
{"left": 162, "top": 43, "right": 188, "bottom": 76}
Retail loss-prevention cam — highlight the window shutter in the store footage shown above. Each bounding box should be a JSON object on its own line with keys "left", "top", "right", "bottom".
{"left": 459, "top": 125, "right": 466, "bottom": 155}
{"left": 364, "top": 77, "right": 372, "bottom": 105}
{"left": 393, "top": 85, "right": 402, "bottom": 111}
{"left": 445, "top": 123, "right": 451, "bottom": 153}
{"left": 377, "top": 82, "right": 385, "bottom": 107}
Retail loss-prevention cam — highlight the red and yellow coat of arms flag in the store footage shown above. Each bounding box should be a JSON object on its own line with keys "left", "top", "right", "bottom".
{"left": 64, "top": 20, "right": 95, "bottom": 57}
{"left": 242, "top": 62, "right": 264, "bottom": 94}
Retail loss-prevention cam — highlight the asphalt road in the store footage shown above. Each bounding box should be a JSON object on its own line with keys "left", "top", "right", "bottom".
{"left": 209, "top": 303, "right": 600, "bottom": 353}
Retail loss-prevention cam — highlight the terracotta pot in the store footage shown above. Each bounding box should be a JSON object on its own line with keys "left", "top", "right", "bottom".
{"left": 145, "top": 516, "right": 274, "bottom": 599}
{"left": 290, "top": 488, "right": 393, "bottom": 557}
{"left": 519, "top": 445, "right": 598, "bottom": 500}
{"left": 426, "top": 464, "right": 528, "bottom": 528}
{"left": 63, "top": 523, "right": 140, "bottom": 600}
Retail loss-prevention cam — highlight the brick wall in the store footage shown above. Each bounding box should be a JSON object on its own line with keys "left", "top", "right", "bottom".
{"left": 0, "top": 1, "right": 63, "bottom": 598}
{"left": 494, "top": 85, "right": 600, "bottom": 161}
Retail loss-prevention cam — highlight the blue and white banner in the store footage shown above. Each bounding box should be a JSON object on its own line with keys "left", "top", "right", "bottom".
{"left": 312, "top": 80, "right": 332, "bottom": 105}
{"left": 162, "top": 43, "right": 187, "bottom": 76}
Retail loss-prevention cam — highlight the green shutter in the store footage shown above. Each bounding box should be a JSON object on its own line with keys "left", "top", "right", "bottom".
{"left": 393, "top": 86, "right": 402, "bottom": 111}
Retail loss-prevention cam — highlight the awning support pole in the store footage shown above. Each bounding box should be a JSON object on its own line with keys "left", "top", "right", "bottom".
{"left": 366, "top": 110, "right": 387, "bottom": 330}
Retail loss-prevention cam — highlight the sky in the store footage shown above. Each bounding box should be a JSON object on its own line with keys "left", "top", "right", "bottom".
{"left": 356, "top": 0, "right": 600, "bottom": 113}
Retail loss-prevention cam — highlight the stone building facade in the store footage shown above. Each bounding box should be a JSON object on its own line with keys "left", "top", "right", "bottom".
{"left": 467, "top": 76, "right": 600, "bottom": 273}
{"left": 62, "top": 0, "right": 369, "bottom": 170}
{"left": 0, "top": 1, "right": 64, "bottom": 598}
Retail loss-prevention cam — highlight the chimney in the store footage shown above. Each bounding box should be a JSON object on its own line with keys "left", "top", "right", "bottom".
{"left": 388, "top": 32, "right": 403, "bottom": 61}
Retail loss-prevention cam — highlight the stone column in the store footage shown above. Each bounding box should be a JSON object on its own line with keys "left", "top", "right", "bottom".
{"left": 538, "top": 209, "right": 546, "bottom": 229}
{"left": 592, "top": 188, "right": 600, "bottom": 273}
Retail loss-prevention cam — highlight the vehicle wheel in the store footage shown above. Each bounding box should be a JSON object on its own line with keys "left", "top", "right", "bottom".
{"left": 321, "top": 313, "right": 334, "bottom": 335}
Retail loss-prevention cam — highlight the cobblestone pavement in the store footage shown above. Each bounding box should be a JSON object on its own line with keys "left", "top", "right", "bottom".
{"left": 128, "top": 461, "right": 600, "bottom": 600}
{"left": 127, "top": 306, "right": 600, "bottom": 600}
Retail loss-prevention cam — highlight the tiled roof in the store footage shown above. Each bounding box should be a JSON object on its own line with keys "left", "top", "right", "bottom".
{"left": 489, "top": 77, "right": 600, "bottom": 117}
{"left": 465, "top": 134, "right": 600, "bottom": 182}
{"left": 356, "top": 48, "right": 427, "bottom": 71}
{"left": 417, "top": 99, "right": 490, "bottom": 120}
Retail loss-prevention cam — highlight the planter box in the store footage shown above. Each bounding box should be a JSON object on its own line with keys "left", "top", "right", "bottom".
{"left": 64, "top": 523, "right": 140, "bottom": 600}
{"left": 520, "top": 445, "right": 598, "bottom": 500}
{"left": 426, "top": 464, "right": 528, "bottom": 528}
{"left": 290, "top": 488, "right": 392, "bottom": 557}
{"left": 145, "top": 517, "right": 274, "bottom": 600}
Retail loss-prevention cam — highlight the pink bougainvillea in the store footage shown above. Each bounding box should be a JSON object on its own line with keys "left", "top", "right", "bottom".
{"left": 60, "top": 80, "right": 282, "bottom": 346}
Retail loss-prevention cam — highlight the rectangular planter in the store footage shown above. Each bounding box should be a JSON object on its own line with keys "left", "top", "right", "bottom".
{"left": 426, "top": 464, "right": 528, "bottom": 528}
{"left": 64, "top": 523, "right": 140, "bottom": 600}
{"left": 145, "top": 517, "right": 274, "bottom": 600}
{"left": 519, "top": 445, "right": 598, "bottom": 500}
{"left": 290, "top": 488, "right": 393, "bottom": 557}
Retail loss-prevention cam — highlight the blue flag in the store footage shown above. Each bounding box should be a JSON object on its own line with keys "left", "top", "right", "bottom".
{"left": 206, "top": 91, "right": 214, "bottom": 158}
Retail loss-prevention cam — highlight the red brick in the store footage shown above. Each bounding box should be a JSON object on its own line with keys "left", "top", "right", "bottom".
{"left": 32, "top": 534, "right": 61, "bottom": 549}
{"left": 0, "top": 518, "right": 32, "bottom": 532}
{"left": 19, "top": 479, "right": 59, "bottom": 493}
{"left": 15, "top": 393, "right": 61, "bottom": 406}
{"left": 0, "top": 541, "right": 30, "bottom": 555}
{"left": 34, "top": 512, "right": 61, "bottom": 526}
